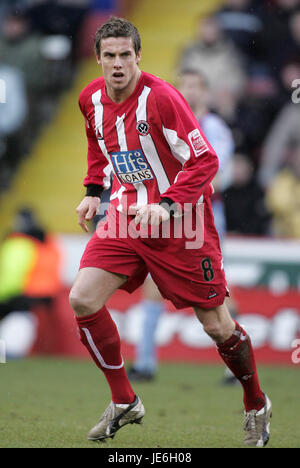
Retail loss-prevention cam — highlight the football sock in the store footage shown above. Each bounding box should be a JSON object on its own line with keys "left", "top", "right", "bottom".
{"left": 76, "top": 306, "right": 135, "bottom": 404}
{"left": 217, "top": 321, "right": 265, "bottom": 412}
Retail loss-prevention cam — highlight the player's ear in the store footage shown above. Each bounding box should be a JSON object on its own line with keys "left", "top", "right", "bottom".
{"left": 136, "top": 50, "right": 141, "bottom": 65}
{"left": 96, "top": 52, "right": 102, "bottom": 66}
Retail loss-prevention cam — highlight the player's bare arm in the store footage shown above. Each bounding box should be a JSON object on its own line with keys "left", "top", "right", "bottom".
{"left": 76, "top": 196, "right": 100, "bottom": 232}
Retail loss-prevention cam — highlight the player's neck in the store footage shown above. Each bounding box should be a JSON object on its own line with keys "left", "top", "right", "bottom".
{"left": 106, "top": 69, "right": 142, "bottom": 104}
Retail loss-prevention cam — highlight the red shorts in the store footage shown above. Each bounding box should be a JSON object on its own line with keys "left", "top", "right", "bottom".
{"left": 80, "top": 200, "right": 228, "bottom": 310}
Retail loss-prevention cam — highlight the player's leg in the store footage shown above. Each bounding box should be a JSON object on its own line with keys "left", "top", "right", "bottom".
{"left": 69, "top": 266, "right": 126, "bottom": 316}
{"left": 221, "top": 297, "right": 239, "bottom": 385}
{"left": 195, "top": 302, "right": 265, "bottom": 410}
{"left": 194, "top": 301, "right": 235, "bottom": 343}
{"left": 194, "top": 302, "right": 272, "bottom": 447}
{"left": 128, "top": 276, "right": 163, "bottom": 381}
{"left": 69, "top": 267, "right": 135, "bottom": 403}
{"left": 69, "top": 267, "right": 145, "bottom": 440}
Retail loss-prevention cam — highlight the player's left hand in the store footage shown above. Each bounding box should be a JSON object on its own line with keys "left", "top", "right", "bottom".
{"left": 129, "top": 204, "right": 170, "bottom": 227}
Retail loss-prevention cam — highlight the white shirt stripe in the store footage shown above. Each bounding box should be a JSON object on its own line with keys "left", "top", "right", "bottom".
{"left": 134, "top": 182, "right": 148, "bottom": 206}
{"left": 115, "top": 113, "right": 127, "bottom": 151}
{"left": 92, "top": 90, "right": 103, "bottom": 137}
{"left": 136, "top": 86, "right": 170, "bottom": 194}
{"left": 110, "top": 185, "right": 126, "bottom": 203}
{"left": 91, "top": 89, "right": 113, "bottom": 188}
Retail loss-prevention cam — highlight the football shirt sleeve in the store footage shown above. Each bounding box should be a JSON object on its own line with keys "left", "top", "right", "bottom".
{"left": 156, "top": 88, "right": 219, "bottom": 208}
{"left": 79, "top": 96, "right": 112, "bottom": 195}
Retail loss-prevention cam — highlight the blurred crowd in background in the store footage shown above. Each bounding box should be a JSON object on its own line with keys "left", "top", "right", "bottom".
{"left": 0, "top": 0, "right": 300, "bottom": 239}
{"left": 178, "top": 0, "right": 300, "bottom": 239}
{"left": 0, "top": 0, "right": 118, "bottom": 193}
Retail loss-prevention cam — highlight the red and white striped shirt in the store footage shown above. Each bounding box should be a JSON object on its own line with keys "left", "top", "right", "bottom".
{"left": 79, "top": 71, "right": 219, "bottom": 212}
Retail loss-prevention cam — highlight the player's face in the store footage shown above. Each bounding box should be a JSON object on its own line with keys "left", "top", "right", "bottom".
{"left": 97, "top": 37, "right": 141, "bottom": 96}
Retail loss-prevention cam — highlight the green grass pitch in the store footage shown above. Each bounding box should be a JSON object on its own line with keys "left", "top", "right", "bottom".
{"left": 0, "top": 357, "right": 299, "bottom": 448}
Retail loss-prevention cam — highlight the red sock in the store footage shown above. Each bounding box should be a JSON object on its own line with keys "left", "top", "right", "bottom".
{"left": 76, "top": 306, "right": 135, "bottom": 404}
{"left": 217, "top": 321, "right": 265, "bottom": 412}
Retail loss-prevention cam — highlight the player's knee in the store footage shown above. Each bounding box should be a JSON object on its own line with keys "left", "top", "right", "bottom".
{"left": 203, "top": 319, "right": 235, "bottom": 343}
{"left": 202, "top": 321, "right": 224, "bottom": 343}
{"left": 69, "top": 289, "right": 97, "bottom": 316}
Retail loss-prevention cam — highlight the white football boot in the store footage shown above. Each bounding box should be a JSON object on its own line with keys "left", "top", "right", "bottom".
{"left": 88, "top": 395, "right": 145, "bottom": 441}
{"left": 244, "top": 393, "right": 272, "bottom": 447}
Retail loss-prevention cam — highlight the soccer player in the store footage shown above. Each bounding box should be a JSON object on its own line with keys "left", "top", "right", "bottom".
{"left": 69, "top": 17, "right": 272, "bottom": 447}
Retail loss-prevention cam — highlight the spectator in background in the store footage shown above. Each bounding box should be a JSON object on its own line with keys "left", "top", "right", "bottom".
{"left": 216, "top": 0, "right": 265, "bottom": 70}
{"left": 266, "top": 143, "right": 300, "bottom": 238}
{"left": 264, "top": 9, "right": 300, "bottom": 88}
{"left": 260, "top": 0, "right": 300, "bottom": 76}
{"left": 178, "top": 14, "right": 246, "bottom": 121}
{"left": 0, "top": 6, "right": 73, "bottom": 100}
{"left": 0, "top": 0, "right": 27, "bottom": 26}
{"left": 224, "top": 153, "right": 271, "bottom": 235}
{"left": 275, "top": 59, "right": 300, "bottom": 107}
{"left": 286, "top": 7, "right": 300, "bottom": 49}
{"left": 0, "top": 66, "right": 27, "bottom": 136}
{"left": 0, "top": 0, "right": 12, "bottom": 27}
{"left": 289, "top": 7, "right": 300, "bottom": 45}
{"left": 0, "top": 8, "right": 51, "bottom": 95}
{"left": 28, "top": 0, "right": 89, "bottom": 58}
{"left": 0, "top": 6, "right": 73, "bottom": 189}
{"left": 258, "top": 62, "right": 300, "bottom": 188}
{"left": 178, "top": 70, "right": 235, "bottom": 236}
{"left": 0, "top": 208, "right": 62, "bottom": 358}
{"left": 231, "top": 66, "right": 279, "bottom": 161}
{"left": 0, "top": 64, "right": 28, "bottom": 189}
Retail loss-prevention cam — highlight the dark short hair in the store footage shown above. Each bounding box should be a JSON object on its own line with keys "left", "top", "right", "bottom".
{"left": 94, "top": 16, "right": 141, "bottom": 58}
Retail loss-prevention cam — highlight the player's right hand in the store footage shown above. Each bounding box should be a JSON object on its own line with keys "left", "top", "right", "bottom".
{"left": 76, "top": 196, "right": 100, "bottom": 232}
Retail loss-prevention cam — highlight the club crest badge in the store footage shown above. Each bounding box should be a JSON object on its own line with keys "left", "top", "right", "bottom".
{"left": 136, "top": 120, "right": 150, "bottom": 136}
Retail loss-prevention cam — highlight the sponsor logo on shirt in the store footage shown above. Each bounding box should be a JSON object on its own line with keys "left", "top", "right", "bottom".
{"left": 136, "top": 120, "right": 150, "bottom": 136}
{"left": 188, "top": 128, "right": 208, "bottom": 157}
{"left": 110, "top": 149, "right": 154, "bottom": 184}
